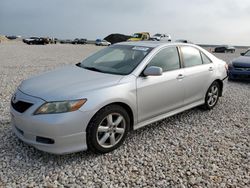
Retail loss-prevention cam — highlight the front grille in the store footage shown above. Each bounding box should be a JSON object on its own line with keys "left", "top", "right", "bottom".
{"left": 234, "top": 67, "right": 250, "bottom": 71}
{"left": 234, "top": 64, "right": 250, "bottom": 71}
{"left": 11, "top": 101, "right": 33, "bottom": 113}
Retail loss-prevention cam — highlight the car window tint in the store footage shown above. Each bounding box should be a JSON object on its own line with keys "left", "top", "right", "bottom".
{"left": 95, "top": 49, "right": 125, "bottom": 63}
{"left": 181, "top": 46, "right": 203, "bottom": 67}
{"left": 147, "top": 47, "right": 180, "bottom": 72}
{"left": 201, "top": 52, "right": 212, "bottom": 64}
{"left": 244, "top": 50, "right": 250, "bottom": 56}
{"left": 81, "top": 45, "right": 153, "bottom": 75}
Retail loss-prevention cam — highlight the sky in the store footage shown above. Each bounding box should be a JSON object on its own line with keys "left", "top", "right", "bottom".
{"left": 0, "top": 0, "right": 250, "bottom": 46}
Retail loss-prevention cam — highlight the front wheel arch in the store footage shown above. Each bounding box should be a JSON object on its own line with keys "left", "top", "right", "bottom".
{"left": 86, "top": 104, "right": 131, "bottom": 153}
{"left": 92, "top": 102, "right": 134, "bottom": 130}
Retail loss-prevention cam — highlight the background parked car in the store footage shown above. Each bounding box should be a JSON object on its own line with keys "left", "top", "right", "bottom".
{"left": 228, "top": 48, "right": 250, "bottom": 81}
{"left": 23, "top": 37, "right": 48, "bottom": 45}
{"left": 214, "top": 45, "right": 235, "bottom": 53}
{"left": 72, "top": 38, "right": 87, "bottom": 44}
{"left": 151, "top": 33, "right": 171, "bottom": 41}
{"left": 6, "top": 36, "right": 18, "bottom": 40}
{"left": 127, "top": 32, "right": 150, "bottom": 41}
{"left": 175, "top": 39, "right": 193, "bottom": 44}
{"left": 95, "top": 39, "right": 111, "bottom": 46}
{"left": 60, "top": 39, "right": 73, "bottom": 44}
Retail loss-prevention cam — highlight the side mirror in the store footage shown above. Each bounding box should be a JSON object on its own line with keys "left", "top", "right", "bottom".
{"left": 240, "top": 53, "right": 245, "bottom": 56}
{"left": 143, "top": 66, "right": 163, "bottom": 76}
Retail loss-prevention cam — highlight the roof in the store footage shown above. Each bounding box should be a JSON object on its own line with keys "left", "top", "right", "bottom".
{"left": 114, "top": 41, "right": 195, "bottom": 48}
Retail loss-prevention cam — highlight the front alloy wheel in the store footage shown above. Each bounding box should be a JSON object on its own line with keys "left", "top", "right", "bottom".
{"left": 87, "top": 105, "right": 130, "bottom": 153}
{"left": 96, "top": 113, "right": 126, "bottom": 148}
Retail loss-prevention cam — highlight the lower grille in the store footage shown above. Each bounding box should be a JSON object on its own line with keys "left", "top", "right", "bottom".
{"left": 11, "top": 101, "right": 33, "bottom": 113}
{"left": 36, "top": 136, "right": 55, "bottom": 144}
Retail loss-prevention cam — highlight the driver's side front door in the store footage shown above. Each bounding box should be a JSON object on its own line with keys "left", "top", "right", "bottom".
{"left": 136, "top": 46, "right": 185, "bottom": 123}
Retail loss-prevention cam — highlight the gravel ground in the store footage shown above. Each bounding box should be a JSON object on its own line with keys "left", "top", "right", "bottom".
{"left": 0, "top": 42, "right": 249, "bottom": 187}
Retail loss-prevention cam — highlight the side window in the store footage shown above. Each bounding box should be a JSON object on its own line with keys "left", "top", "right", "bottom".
{"left": 201, "top": 52, "right": 212, "bottom": 64}
{"left": 181, "top": 46, "right": 203, "bottom": 67}
{"left": 147, "top": 47, "right": 180, "bottom": 72}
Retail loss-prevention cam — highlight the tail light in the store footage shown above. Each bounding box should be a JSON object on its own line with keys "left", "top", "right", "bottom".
{"left": 225, "top": 63, "right": 228, "bottom": 71}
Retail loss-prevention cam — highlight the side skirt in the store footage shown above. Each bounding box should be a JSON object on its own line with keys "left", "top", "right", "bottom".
{"left": 134, "top": 100, "right": 204, "bottom": 130}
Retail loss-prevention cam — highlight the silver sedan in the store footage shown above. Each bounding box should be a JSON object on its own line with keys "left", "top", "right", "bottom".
{"left": 10, "top": 42, "right": 228, "bottom": 154}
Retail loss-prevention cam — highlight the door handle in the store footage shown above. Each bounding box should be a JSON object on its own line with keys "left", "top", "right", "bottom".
{"left": 177, "top": 74, "right": 185, "bottom": 79}
{"left": 208, "top": 67, "right": 214, "bottom": 71}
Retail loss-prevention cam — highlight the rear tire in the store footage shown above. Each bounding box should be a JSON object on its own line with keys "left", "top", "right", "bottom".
{"left": 86, "top": 105, "right": 130, "bottom": 154}
{"left": 202, "top": 82, "right": 220, "bottom": 110}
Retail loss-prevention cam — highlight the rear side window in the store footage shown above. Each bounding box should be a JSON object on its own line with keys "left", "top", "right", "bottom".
{"left": 201, "top": 52, "right": 212, "bottom": 64}
{"left": 181, "top": 46, "right": 203, "bottom": 67}
{"left": 147, "top": 47, "right": 180, "bottom": 72}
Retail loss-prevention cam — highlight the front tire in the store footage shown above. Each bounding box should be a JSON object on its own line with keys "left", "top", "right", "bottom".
{"left": 203, "top": 82, "right": 220, "bottom": 110}
{"left": 86, "top": 105, "right": 130, "bottom": 154}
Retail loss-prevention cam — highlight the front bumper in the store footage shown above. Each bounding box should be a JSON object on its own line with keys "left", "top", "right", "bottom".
{"left": 10, "top": 90, "right": 93, "bottom": 154}
{"left": 228, "top": 69, "right": 250, "bottom": 81}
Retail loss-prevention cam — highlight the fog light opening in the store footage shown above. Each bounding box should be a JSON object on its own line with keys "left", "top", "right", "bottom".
{"left": 36, "top": 136, "right": 55, "bottom": 144}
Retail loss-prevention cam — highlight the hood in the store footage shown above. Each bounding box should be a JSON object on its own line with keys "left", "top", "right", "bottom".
{"left": 19, "top": 65, "right": 123, "bottom": 101}
{"left": 232, "top": 56, "right": 250, "bottom": 67}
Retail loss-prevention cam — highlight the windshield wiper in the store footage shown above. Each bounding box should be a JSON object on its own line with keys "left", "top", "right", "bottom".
{"left": 82, "top": 66, "right": 104, "bottom": 73}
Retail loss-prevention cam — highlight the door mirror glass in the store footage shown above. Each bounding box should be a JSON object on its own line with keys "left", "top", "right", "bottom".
{"left": 143, "top": 66, "right": 162, "bottom": 76}
{"left": 240, "top": 52, "right": 245, "bottom": 56}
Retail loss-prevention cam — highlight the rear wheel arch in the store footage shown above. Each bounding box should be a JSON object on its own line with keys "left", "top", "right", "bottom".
{"left": 202, "top": 81, "right": 221, "bottom": 110}
{"left": 213, "top": 79, "right": 223, "bottom": 97}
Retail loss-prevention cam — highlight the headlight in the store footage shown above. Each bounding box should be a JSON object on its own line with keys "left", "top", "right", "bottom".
{"left": 34, "top": 99, "right": 87, "bottom": 115}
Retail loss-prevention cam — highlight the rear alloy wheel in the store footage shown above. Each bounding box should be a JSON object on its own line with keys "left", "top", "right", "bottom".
{"left": 86, "top": 105, "right": 130, "bottom": 153}
{"left": 203, "top": 82, "right": 220, "bottom": 110}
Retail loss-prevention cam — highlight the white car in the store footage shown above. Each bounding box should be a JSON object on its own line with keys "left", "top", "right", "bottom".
{"left": 11, "top": 42, "right": 228, "bottom": 154}
{"left": 95, "top": 39, "right": 111, "bottom": 46}
{"left": 152, "top": 33, "right": 171, "bottom": 41}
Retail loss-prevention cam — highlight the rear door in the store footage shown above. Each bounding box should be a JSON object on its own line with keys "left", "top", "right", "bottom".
{"left": 180, "top": 46, "right": 215, "bottom": 105}
{"left": 136, "top": 46, "right": 185, "bottom": 123}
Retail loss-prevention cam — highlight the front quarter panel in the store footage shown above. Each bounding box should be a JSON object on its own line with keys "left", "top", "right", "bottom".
{"left": 78, "top": 75, "right": 137, "bottom": 127}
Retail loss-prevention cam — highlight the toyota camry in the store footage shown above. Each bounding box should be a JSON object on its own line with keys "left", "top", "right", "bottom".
{"left": 10, "top": 42, "right": 228, "bottom": 154}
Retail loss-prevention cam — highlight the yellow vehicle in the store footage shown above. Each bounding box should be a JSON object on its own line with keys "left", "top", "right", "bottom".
{"left": 128, "top": 32, "right": 150, "bottom": 41}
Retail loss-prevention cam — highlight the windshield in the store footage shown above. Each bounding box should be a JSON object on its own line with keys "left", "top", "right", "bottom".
{"left": 132, "top": 33, "right": 142, "bottom": 38}
{"left": 80, "top": 45, "right": 153, "bottom": 75}
{"left": 244, "top": 50, "right": 250, "bottom": 56}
